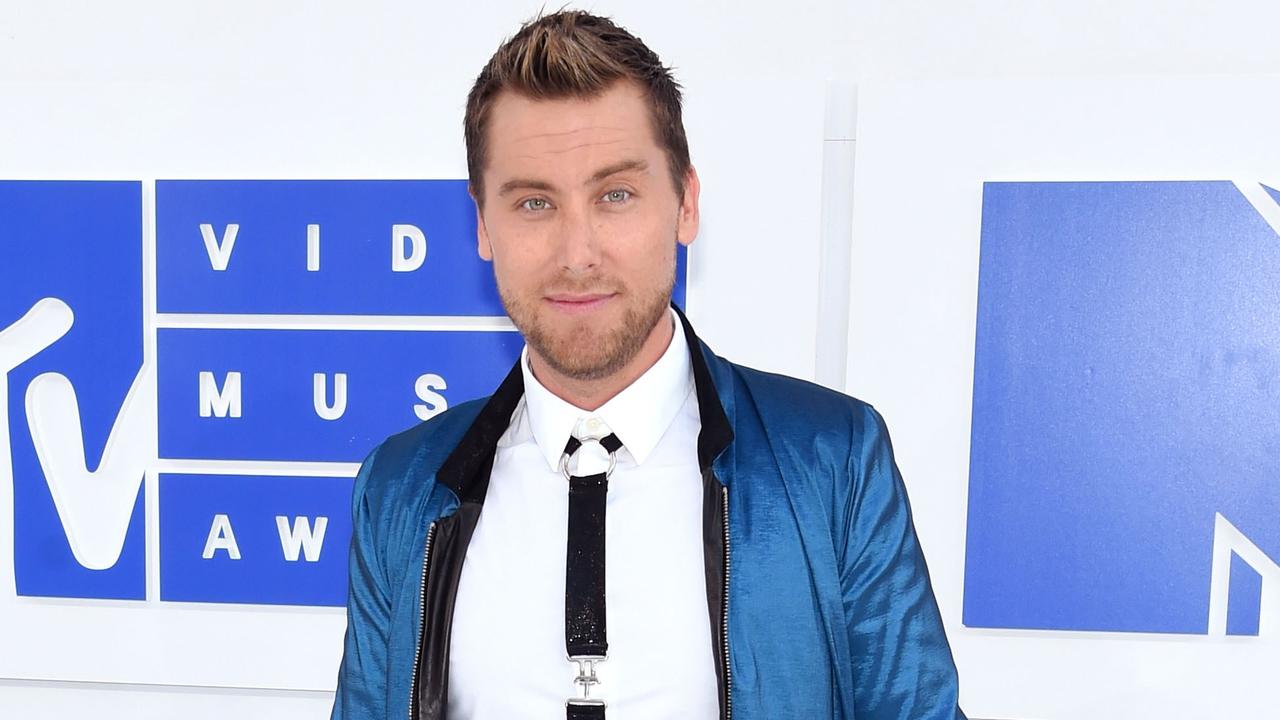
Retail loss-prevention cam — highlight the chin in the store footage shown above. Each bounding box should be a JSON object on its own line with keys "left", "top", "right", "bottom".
{"left": 539, "top": 323, "right": 630, "bottom": 378}
{"left": 502, "top": 279, "right": 670, "bottom": 381}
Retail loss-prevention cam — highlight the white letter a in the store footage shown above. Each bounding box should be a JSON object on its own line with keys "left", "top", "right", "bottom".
{"left": 203, "top": 514, "right": 241, "bottom": 560}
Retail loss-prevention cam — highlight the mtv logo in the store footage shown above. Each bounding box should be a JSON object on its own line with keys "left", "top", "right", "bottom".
{"left": 1, "top": 181, "right": 147, "bottom": 599}
{"left": 965, "top": 180, "right": 1280, "bottom": 637}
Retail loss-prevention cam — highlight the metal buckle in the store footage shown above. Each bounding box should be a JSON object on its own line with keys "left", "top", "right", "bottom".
{"left": 567, "top": 655, "right": 606, "bottom": 706}
{"left": 559, "top": 440, "right": 618, "bottom": 481}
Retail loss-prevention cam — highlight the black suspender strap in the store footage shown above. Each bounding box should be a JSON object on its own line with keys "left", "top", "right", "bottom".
{"left": 566, "top": 469, "right": 609, "bottom": 657}
{"left": 566, "top": 701, "right": 607, "bottom": 720}
{"left": 563, "top": 432, "right": 622, "bottom": 719}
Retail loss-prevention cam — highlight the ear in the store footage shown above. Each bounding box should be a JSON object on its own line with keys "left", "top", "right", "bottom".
{"left": 676, "top": 165, "right": 700, "bottom": 248}
{"left": 471, "top": 186, "right": 494, "bottom": 261}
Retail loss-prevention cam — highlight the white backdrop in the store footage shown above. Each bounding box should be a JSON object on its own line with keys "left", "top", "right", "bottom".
{"left": 4, "top": 1, "right": 1280, "bottom": 718}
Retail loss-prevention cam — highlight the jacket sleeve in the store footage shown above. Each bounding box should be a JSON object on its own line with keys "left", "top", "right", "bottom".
{"left": 839, "top": 405, "right": 965, "bottom": 719}
{"left": 331, "top": 445, "right": 390, "bottom": 720}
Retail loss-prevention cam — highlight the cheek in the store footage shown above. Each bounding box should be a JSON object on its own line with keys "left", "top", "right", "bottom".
{"left": 487, "top": 225, "right": 544, "bottom": 282}
{"left": 616, "top": 219, "right": 675, "bottom": 274}
{"left": 600, "top": 212, "right": 673, "bottom": 266}
{"left": 492, "top": 250, "right": 537, "bottom": 296}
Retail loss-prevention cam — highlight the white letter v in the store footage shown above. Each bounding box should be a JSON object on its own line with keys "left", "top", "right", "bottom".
{"left": 200, "top": 223, "right": 239, "bottom": 271}
{"left": 25, "top": 364, "right": 155, "bottom": 571}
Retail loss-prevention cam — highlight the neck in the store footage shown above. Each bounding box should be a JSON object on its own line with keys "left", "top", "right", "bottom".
{"left": 529, "top": 312, "right": 675, "bottom": 411}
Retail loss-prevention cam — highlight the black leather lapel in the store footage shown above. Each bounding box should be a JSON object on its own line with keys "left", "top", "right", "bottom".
{"left": 414, "top": 360, "right": 519, "bottom": 719}
{"left": 672, "top": 304, "right": 734, "bottom": 467}
{"left": 415, "top": 500, "right": 483, "bottom": 720}
{"left": 435, "top": 357, "right": 524, "bottom": 502}
{"left": 674, "top": 304, "right": 734, "bottom": 720}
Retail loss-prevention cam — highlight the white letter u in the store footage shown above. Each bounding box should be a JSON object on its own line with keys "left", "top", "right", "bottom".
{"left": 313, "top": 372, "right": 347, "bottom": 421}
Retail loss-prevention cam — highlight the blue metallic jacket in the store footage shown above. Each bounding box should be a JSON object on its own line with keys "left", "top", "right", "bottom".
{"left": 332, "top": 310, "right": 965, "bottom": 719}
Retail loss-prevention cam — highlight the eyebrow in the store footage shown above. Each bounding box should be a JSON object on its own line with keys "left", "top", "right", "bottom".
{"left": 496, "top": 178, "right": 554, "bottom": 197}
{"left": 495, "top": 159, "right": 649, "bottom": 197}
{"left": 589, "top": 158, "right": 648, "bottom": 184}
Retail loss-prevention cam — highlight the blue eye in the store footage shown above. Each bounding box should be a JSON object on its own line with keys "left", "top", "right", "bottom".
{"left": 521, "top": 197, "right": 550, "bottom": 211}
{"left": 602, "top": 189, "right": 631, "bottom": 203}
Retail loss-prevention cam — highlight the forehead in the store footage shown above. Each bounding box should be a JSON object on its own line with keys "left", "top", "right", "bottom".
{"left": 483, "top": 81, "right": 662, "bottom": 177}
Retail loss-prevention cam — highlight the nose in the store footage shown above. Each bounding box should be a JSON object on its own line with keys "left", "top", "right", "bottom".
{"left": 555, "top": 203, "right": 602, "bottom": 275}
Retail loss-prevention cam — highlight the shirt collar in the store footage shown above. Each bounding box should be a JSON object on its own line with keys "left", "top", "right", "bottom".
{"left": 520, "top": 307, "right": 694, "bottom": 471}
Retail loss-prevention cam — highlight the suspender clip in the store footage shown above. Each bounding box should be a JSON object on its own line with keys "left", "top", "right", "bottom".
{"left": 567, "top": 654, "right": 606, "bottom": 706}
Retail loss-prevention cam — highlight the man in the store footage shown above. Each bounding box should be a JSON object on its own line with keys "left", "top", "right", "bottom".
{"left": 332, "top": 10, "right": 963, "bottom": 720}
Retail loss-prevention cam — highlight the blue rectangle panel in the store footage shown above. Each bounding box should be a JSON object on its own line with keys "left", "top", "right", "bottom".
{"left": 1, "top": 180, "right": 146, "bottom": 600}
{"left": 155, "top": 180, "right": 506, "bottom": 316}
{"left": 159, "top": 473, "right": 353, "bottom": 606}
{"left": 964, "top": 180, "right": 1280, "bottom": 635}
{"left": 157, "top": 328, "right": 523, "bottom": 463}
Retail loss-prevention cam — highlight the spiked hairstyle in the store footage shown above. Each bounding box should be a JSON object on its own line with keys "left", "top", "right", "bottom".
{"left": 464, "top": 10, "right": 691, "bottom": 204}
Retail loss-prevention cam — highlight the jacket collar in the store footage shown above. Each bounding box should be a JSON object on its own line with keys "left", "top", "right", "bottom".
{"left": 435, "top": 303, "right": 735, "bottom": 503}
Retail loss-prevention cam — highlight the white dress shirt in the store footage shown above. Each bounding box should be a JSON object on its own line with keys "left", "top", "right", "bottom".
{"left": 447, "top": 309, "right": 719, "bottom": 719}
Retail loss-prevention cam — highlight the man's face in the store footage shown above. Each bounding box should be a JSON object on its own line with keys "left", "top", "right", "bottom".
{"left": 474, "top": 80, "right": 699, "bottom": 382}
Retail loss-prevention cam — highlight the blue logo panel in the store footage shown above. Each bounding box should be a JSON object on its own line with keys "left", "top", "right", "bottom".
{"left": 159, "top": 473, "right": 352, "bottom": 606}
{"left": 156, "top": 180, "right": 505, "bottom": 316}
{"left": 1, "top": 181, "right": 146, "bottom": 600}
{"left": 157, "top": 328, "right": 523, "bottom": 463}
{"left": 965, "top": 181, "right": 1280, "bottom": 634}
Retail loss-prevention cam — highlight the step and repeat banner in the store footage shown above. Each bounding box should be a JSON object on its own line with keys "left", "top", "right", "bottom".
{"left": 0, "top": 178, "right": 685, "bottom": 688}
{"left": 6, "top": 80, "right": 1277, "bottom": 718}
{"left": 849, "top": 77, "right": 1280, "bottom": 719}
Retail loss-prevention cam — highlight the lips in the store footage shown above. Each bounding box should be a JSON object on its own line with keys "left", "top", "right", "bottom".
{"left": 544, "top": 292, "right": 616, "bottom": 314}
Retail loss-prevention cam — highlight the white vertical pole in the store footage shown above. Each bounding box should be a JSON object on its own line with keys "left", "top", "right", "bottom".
{"left": 815, "top": 82, "right": 858, "bottom": 392}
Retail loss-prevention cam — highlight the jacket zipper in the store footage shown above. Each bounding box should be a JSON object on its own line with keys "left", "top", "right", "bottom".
{"left": 721, "top": 484, "right": 733, "bottom": 720}
{"left": 408, "top": 521, "right": 437, "bottom": 720}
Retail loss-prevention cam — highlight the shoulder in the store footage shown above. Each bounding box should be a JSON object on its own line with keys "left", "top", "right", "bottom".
{"left": 713, "top": 360, "right": 908, "bottom": 553}
{"left": 722, "top": 358, "right": 885, "bottom": 442}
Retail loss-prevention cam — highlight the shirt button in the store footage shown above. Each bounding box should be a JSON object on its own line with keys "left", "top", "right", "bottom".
{"left": 586, "top": 418, "right": 603, "bottom": 432}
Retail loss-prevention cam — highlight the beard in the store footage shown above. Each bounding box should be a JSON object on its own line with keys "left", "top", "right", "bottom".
{"left": 499, "top": 259, "right": 675, "bottom": 383}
